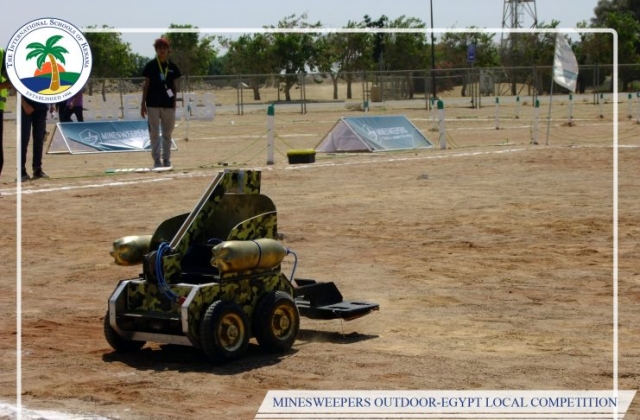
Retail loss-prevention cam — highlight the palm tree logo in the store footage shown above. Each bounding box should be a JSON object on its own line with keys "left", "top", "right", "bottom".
{"left": 5, "top": 17, "right": 92, "bottom": 102}
{"left": 25, "top": 35, "right": 69, "bottom": 92}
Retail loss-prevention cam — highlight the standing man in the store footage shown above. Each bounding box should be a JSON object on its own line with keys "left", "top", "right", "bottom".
{"left": 1, "top": 46, "right": 49, "bottom": 182}
{"left": 141, "top": 38, "right": 181, "bottom": 169}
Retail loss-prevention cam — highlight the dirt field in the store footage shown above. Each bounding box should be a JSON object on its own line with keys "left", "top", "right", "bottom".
{"left": 0, "top": 96, "right": 639, "bottom": 420}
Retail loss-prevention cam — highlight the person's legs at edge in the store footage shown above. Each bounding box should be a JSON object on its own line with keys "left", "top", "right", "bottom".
{"left": 20, "top": 109, "right": 32, "bottom": 181}
{"left": 31, "top": 108, "right": 48, "bottom": 178}
{"left": 160, "top": 107, "right": 175, "bottom": 167}
{"left": 74, "top": 107, "right": 84, "bottom": 122}
{"left": 147, "top": 107, "right": 161, "bottom": 167}
{"left": 0, "top": 112, "right": 4, "bottom": 178}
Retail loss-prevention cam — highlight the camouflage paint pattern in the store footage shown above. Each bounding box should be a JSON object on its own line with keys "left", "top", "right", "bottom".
{"left": 127, "top": 280, "right": 194, "bottom": 312}
{"left": 161, "top": 170, "right": 263, "bottom": 284}
{"left": 227, "top": 212, "right": 277, "bottom": 241}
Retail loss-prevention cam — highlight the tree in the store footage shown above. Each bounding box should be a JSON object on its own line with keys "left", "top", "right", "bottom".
{"left": 380, "top": 16, "right": 429, "bottom": 99}
{"left": 582, "top": 10, "right": 640, "bottom": 90}
{"left": 336, "top": 21, "right": 374, "bottom": 99}
{"left": 208, "top": 55, "right": 227, "bottom": 76}
{"left": 130, "top": 53, "right": 149, "bottom": 78}
{"left": 363, "top": 15, "right": 388, "bottom": 71}
{"left": 163, "top": 24, "right": 218, "bottom": 77}
{"left": 315, "top": 32, "right": 344, "bottom": 100}
{"left": 592, "top": 0, "right": 640, "bottom": 24}
{"left": 315, "top": 21, "right": 372, "bottom": 100}
{"left": 25, "top": 35, "right": 68, "bottom": 91}
{"left": 222, "top": 33, "right": 277, "bottom": 100}
{"left": 441, "top": 30, "right": 500, "bottom": 68}
{"left": 499, "top": 20, "right": 559, "bottom": 95}
{"left": 440, "top": 29, "right": 500, "bottom": 96}
{"left": 591, "top": 0, "right": 640, "bottom": 58}
{"left": 271, "top": 14, "right": 323, "bottom": 101}
{"left": 522, "top": 20, "right": 560, "bottom": 94}
{"left": 84, "top": 26, "right": 136, "bottom": 98}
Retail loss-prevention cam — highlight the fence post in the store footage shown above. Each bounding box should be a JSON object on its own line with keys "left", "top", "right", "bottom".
{"left": 438, "top": 100, "right": 447, "bottom": 150}
{"left": 267, "top": 104, "right": 275, "bottom": 165}
{"left": 430, "top": 96, "right": 437, "bottom": 125}
{"left": 236, "top": 75, "right": 243, "bottom": 116}
{"left": 532, "top": 99, "right": 540, "bottom": 145}
{"left": 599, "top": 93, "right": 604, "bottom": 118}
{"left": 118, "top": 77, "right": 125, "bottom": 119}
{"left": 424, "top": 70, "right": 429, "bottom": 110}
{"left": 362, "top": 71, "right": 369, "bottom": 112}
{"left": 299, "top": 73, "right": 306, "bottom": 115}
{"left": 495, "top": 97, "right": 500, "bottom": 130}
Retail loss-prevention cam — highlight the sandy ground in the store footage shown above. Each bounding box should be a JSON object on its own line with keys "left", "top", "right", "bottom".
{"left": 0, "top": 98, "right": 639, "bottom": 420}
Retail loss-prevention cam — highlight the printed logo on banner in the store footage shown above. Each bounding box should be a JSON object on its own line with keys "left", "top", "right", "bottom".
{"left": 79, "top": 129, "right": 100, "bottom": 146}
{"left": 362, "top": 124, "right": 378, "bottom": 141}
{"left": 4, "top": 17, "right": 92, "bottom": 103}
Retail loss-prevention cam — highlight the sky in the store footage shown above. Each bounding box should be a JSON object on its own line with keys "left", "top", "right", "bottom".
{"left": 3, "top": 0, "right": 601, "bottom": 57}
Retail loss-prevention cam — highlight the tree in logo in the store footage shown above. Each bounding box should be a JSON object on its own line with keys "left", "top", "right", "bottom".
{"left": 25, "top": 35, "right": 68, "bottom": 91}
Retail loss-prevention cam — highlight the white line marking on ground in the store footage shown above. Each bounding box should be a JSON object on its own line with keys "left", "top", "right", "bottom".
{"left": 1, "top": 144, "right": 633, "bottom": 196}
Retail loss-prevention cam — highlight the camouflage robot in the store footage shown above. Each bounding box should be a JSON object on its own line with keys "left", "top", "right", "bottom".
{"left": 105, "top": 169, "right": 378, "bottom": 362}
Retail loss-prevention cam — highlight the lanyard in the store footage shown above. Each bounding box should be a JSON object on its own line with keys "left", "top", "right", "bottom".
{"left": 157, "top": 57, "right": 169, "bottom": 81}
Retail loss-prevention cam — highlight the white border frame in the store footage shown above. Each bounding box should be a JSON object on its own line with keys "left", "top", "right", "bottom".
{"left": 14, "top": 26, "right": 619, "bottom": 419}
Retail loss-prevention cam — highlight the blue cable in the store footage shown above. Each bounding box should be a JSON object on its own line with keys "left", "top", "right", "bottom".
{"left": 155, "top": 242, "right": 179, "bottom": 302}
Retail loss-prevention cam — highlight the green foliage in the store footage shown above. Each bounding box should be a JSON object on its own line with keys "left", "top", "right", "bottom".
{"left": 208, "top": 55, "right": 227, "bottom": 76}
{"left": 163, "top": 24, "right": 218, "bottom": 76}
{"left": 591, "top": 0, "right": 640, "bottom": 25}
{"left": 363, "top": 15, "right": 389, "bottom": 68}
{"left": 84, "top": 26, "right": 136, "bottom": 77}
{"left": 581, "top": 10, "right": 639, "bottom": 61}
{"left": 441, "top": 29, "right": 500, "bottom": 68}
{"left": 582, "top": 9, "right": 640, "bottom": 90}
{"left": 270, "top": 14, "right": 323, "bottom": 101}
{"left": 314, "top": 20, "right": 372, "bottom": 99}
{"left": 130, "top": 53, "right": 149, "bottom": 77}
{"left": 221, "top": 33, "right": 277, "bottom": 100}
{"left": 382, "top": 16, "right": 428, "bottom": 71}
{"left": 222, "top": 33, "right": 276, "bottom": 75}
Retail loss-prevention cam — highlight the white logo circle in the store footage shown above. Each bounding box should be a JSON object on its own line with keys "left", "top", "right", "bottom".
{"left": 4, "top": 17, "right": 92, "bottom": 104}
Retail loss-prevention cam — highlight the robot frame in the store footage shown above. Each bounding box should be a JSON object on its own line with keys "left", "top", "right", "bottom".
{"left": 105, "top": 169, "right": 379, "bottom": 363}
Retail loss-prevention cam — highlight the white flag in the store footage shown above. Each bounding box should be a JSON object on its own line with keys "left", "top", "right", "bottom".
{"left": 553, "top": 34, "right": 579, "bottom": 92}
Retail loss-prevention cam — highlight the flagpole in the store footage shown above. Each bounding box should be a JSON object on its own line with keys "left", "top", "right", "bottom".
{"left": 545, "top": 76, "right": 554, "bottom": 146}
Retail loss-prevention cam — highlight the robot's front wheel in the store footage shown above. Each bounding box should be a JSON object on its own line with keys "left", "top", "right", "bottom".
{"left": 199, "top": 301, "right": 250, "bottom": 363}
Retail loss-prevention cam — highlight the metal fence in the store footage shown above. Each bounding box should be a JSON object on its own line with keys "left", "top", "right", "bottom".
{"left": 64, "top": 63, "right": 640, "bottom": 119}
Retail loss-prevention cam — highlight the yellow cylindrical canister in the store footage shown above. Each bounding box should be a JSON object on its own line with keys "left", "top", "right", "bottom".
{"left": 110, "top": 235, "right": 153, "bottom": 266}
{"left": 211, "top": 238, "right": 287, "bottom": 273}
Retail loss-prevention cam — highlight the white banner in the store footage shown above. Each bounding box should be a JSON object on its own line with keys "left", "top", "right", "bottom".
{"left": 255, "top": 390, "right": 636, "bottom": 419}
{"left": 553, "top": 34, "right": 579, "bottom": 92}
